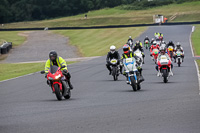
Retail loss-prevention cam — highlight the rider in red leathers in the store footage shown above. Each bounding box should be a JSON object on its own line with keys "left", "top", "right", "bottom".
{"left": 150, "top": 41, "right": 160, "bottom": 56}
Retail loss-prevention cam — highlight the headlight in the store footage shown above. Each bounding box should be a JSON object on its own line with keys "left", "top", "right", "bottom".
{"left": 55, "top": 74, "right": 61, "bottom": 79}
{"left": 48, "top": 77, "right": 53, "bottom": 80}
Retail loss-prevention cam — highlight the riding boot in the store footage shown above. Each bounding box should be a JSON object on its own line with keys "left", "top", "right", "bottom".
{"left": 126, "top": 76, "right": 130, "bottom": 84}
{"left": 68, "top": 79, "right": 73, "bottom": 90}
{"left": 106, "top": 64, "right": 112, "bottom": 75}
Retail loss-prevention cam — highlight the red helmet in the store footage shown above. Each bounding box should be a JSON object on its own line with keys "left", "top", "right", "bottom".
{"left": 123, "top": 44, "right": 130, "bottom": 54}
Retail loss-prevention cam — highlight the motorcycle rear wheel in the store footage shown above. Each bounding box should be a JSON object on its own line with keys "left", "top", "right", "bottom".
{"left": 54, "top": 84, "right": 62, "bottom": 101}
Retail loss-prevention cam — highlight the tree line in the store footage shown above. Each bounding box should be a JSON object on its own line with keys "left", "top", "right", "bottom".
{"left": 0, "top": 0, "right": 198, "bottom": 23}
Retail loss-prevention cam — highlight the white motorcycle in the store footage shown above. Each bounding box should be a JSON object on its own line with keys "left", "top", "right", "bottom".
{"left": 134, "top": 49, "right": 144, "bottom": 66}
{"left": 123, "top": 57, "right": 141, "bottom": 91}
{"left": 175, "top": 50, "right": 183, "bottom": 67}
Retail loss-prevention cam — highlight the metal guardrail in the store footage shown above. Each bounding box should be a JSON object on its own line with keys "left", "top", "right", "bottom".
{"left": 0, "top": 21, "right": 200, "bottom": 31}
{"left": 0, "top": 42, "right": 12, "bottom": 54}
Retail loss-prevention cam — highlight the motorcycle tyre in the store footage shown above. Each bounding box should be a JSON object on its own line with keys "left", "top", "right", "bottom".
{"left": 130, "top": 76, "right": 137, "bottom": 91}
{"left": 54, "top": 84, "right": 62, "bottom": 101}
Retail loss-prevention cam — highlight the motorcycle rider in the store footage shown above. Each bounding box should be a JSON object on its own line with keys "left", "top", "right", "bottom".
{"left": 159, "top": 33, "right": 163, "bottom": 37}
{"left": 174, "top": 42, "right": 184, "bottom": 63}
{"left": 45, "top": 50, "right": 73, "bottom": 89}
{"left": 154, "top": 32, "right": 160, "bottom": 38}
{"left": 127, "top": 36, "right": 133, "bottom": 43}
{"left": 150, "top": 41, "right": 160, "bottom": 56}
{"left": 156, "top": 46, "right": 173, "bottom": 77}
{"left": 144, "top": 36, "right": 150, "bottom": 42}
{"left": 106, "top": 45, "right": 121, "bottom": 75}
{"left": 167, "top": 41, "right": 175, "bottom": 48}
{"left": 151, "top": 38, "right": 155, "bottom": 44}
{"left": 121, "top": 44, "right": 144, "bottom": 84}
{"left": 133, "top": 41, "right": 145, "bottom": 64}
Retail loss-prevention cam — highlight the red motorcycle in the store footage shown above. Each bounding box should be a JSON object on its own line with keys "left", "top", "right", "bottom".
{"left": 157, "top": 55, "right": 172, "bottom": 83}
{"left": 151, "top": 48, "right": 159, "bottom": 64}
{"left": 41, "top": 65, "right": 71, "bottom": 101}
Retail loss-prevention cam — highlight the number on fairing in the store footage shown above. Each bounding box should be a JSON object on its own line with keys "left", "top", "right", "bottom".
{"left": 126, "top": 58, "right": 133, "bottom": 63}
{"left": 161, "top": 56, "right": 167, "bottom": 59}
{"left": 111, "top": 60, "right": 117, "bottom": 63}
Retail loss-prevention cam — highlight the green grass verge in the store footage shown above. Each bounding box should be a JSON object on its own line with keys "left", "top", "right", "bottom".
{"left": 191, "top": 25, "right": 200, "bottom": 56}
{"left": 0, "top": 61, "right": 75, "bottom": 81}
{"left": 0, "top": 31, "right": 26, "bottom": 46}
{"left": 53, "top": 27, "right": 147, "bottom": 57}
{"left": 196, "top": 60, "right": 200, "bottom": 74}
{"left": 2, "top": 1, "right": 200, "bottom": 29}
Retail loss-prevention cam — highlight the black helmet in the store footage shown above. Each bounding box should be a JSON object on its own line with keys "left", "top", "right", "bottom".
{"left": 169, "top": 40, "right": 173, "bottom": 44}
{"left": 49, "top": 50, "right": 57, "bottom": 61}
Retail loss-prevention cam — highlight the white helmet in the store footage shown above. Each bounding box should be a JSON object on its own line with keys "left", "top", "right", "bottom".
{"left": 110, "top": 45, "right": 116, "bottom": 54}
{"left": 153, "top": 41, "right": 157, "bottom": 45}
{"left": 129, "top": 36, "right": 132, "bottom": 39}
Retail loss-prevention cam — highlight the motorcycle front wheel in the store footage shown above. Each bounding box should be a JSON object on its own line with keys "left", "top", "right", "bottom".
{"left": 130, "top": 76, "right": 137, "bottom": 91}
{"left": 162, "top": 69, "right": 168, "bottom": 83}
{"left": 112, "top": 67, "right": 118, "bottom": 81}
{"left": 178, "top": 58, "right": 181, "bottom": 67}
{"left": 54, "top": 84, "right": 62, "bottom": 101}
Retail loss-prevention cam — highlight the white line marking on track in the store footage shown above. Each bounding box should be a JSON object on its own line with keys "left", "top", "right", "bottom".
{"left": 189, "top": 26, "right": 200, "bottom": 95}
{"left": 189, "top": 26, "right": 195, "bottom": 57}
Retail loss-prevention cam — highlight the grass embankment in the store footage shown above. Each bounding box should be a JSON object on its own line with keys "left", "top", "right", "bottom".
{"left": 54, "top": 27, "right": 146, "bottom": 57}
{"left": 191, "top": 24, "right": 200, "bottom": 75}
{"left": 0, "top": 61, "right": 75, "bottom": 81}
{"left": 192, "top": 24, "right": 200, "bottom": 74}
{"left": 2, "top": 1, "right": 200, "bottom": 29}
{"left": 0, "top": 31, "right": 27, "bottom": 60}
{"left": 192, "top": 25, "right": 200, "bottom": 56}
{"left": 0, "top": 31, "right": 26, "bottom": 46}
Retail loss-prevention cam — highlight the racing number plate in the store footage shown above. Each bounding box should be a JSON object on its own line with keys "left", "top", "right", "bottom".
{"left": 126, "top": 58, "right": 133, "bottom": 63}
{"left": 111, "top": 60, "right": 117, "bottom": 63}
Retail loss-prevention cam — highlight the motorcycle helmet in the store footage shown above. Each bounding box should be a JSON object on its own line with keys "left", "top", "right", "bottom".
{"left": 177, "top": 42, "right": 181, "bottom": 48}
{"left": 153, "top": 41, "right": 157, "bottom": 46}
{"left": 129, "top": 36, "right": 132, "bottom": 39}
{"left": 169, "top": 40, "right": 173, "bottom": 44}
{"left": 159, "top": 46, "right": 166, "bottom": 55}
{"left": 136, "top": 41, "right": 140, "bottom": 46}
{"left": 123, "top": 44, "right": 130, "bottom": 54}
{"left": 49, "top": 50, "right": 57, "bottom": 61}
{"left": 110, "top": 45, "right": 116, "bottom": 54}
{"left": 162, "top": 41, "right": 166, "bottom": 44}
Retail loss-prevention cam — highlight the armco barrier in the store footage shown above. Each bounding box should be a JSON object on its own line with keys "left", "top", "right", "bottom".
{"left": 0, "top": 21, "right": 200, "bottom": 31}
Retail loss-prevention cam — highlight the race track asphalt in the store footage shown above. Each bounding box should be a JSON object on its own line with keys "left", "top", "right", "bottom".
{"left": 0, "top": 25, "right": 199, "bottom": 133}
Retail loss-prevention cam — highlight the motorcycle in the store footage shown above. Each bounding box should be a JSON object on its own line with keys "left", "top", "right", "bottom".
{"left": 110, "top": 59, "right": 120, "bottom": 81}
{"left": 151, "top": 48, "right": 159, "bottom": 64}
{"left": 41, "top": 65, "right": 71, "bottom": 101}
{"left": 123, "top": 57, "right": 141, "bottom": 91}
{"left": 134, "top": 49, "right": 144, "bottom": 66}
{"left": 144, "top": 40, "right": 150, "bottom": 49}
{"left": 168, "top": 46, "right": 174, "bottom": 60}
{"left": 175, "top": 50, "right": 183, "bottom": 67}
{"left": 128, "top": 40, "right": 133, "bottom": 49}
{"left": 159, "top": 36, "right": 163, "bottom": 41}
{"left": 157, "top": 55, "right": 172, "bottom": 83}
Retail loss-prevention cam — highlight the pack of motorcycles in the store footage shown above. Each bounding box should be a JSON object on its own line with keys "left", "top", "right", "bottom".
{"left": 41, "top": 35, "right": 184, "bottom": 100}
{"left": 109, "top": 36, "right": 184, "bottom": 92}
